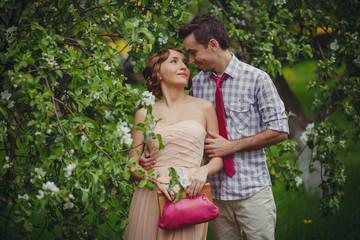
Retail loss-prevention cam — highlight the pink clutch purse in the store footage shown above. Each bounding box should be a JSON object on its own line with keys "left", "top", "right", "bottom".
{"left": 158, "top": 183, "right": 219, "bottom": 230}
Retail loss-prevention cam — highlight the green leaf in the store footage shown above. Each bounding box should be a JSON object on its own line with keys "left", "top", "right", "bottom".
{"left": 27, "top": 120, "right": 37, "bottom": 127}
{"left": 168, "top": 178, "right": 177, "bottom": 193}
{"left": 82, "top": 142, "right": 92, "bottom": 153}
{"left": 5, "top": 0, "right": 17, "bottom": 9}
{"left": 274, "top": 36, "right": 280, "bottom": 46}
{"left": 148, "top": 169, "right": 155, "bottom": 176}
{"left": 31, "top": 22, "right": 45, "bottom": 33}
{"left": 41, "top": 38, "right": 49, "bottom": 46}
{"left": 0, "top": 107, "right": 8, "bottom": 119}
{"left": 155, "top": 134, "right": 164, "bottom": 149}
{"left": 139, "top": 28, "right": 155, "bottom": 44}
{"left": 77, "top": 40, "right": 85, "bottom": 46}
{"left": 173, "top": 188, "right": 183, "bottom": 203}
{"left": 82, "top": 189, "right": 89, "bottom": 204}
{"left": 162, "top": 0, "right": 170, "bottom": 8}
{"left": 125, "top": 19, "right": 139, "bottom": 29}
{"left": 146, "top": 181, "right": 154, "bottom": 191}
{"left": 124, "top": 167, "right": 130, "bottom": 180}
{"left": 84, "top": 122, "right": 95, "bottom": 129}
{"left": 55, "top": 70, "right": 63, "bottom": 78}
{"left": 139, "top": 179, "right": 147, "bottom": 188}
{"left": 58, "top": 0, "right": 64, "bottom": 8}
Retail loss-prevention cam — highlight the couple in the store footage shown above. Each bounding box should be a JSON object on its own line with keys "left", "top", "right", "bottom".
{"left": 124, "top": 13, "right": 289, "bottom": 240}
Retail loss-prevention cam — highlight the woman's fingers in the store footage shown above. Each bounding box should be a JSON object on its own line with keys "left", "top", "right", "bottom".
{"left": 163, "top": 189, "right": 172, "bottom": 201}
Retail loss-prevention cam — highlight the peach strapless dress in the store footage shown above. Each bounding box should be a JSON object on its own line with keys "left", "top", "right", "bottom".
{"left": 124, "top": 120, "right": 207, "bottom": 240}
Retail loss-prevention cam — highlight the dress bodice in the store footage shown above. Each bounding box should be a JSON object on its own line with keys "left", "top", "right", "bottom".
{"left": 146, "top": 120, "right": 206, "bottom": 170}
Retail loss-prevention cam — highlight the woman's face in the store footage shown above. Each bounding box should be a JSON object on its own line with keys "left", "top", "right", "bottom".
{"left": 159, "top": 50, "right": 190, "bottom": 88}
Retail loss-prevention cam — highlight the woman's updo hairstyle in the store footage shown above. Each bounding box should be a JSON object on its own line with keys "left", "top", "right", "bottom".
{"left": 142, "top": 48, "right": 192, "bottom": 97}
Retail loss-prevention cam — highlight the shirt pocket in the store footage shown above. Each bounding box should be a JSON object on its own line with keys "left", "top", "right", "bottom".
{"left": 229, "top": 99, "right": 251, "bottom": 131}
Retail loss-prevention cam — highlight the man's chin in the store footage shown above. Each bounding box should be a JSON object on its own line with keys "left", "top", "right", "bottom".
{"left": 198, "top": 65, "right": 211, "bottom": 72}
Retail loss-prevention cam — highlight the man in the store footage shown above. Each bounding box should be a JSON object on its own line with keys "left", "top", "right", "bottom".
{"left": 141, "top": 13, "right": 289, "bottom": 240}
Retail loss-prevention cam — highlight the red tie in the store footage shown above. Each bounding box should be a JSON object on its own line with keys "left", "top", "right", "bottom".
{"left": 212, "top": 73, "right": 235, "bottom": 177}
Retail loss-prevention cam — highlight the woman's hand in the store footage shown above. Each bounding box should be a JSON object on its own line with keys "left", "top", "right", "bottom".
{"left": 187, "top": 167, "right": 208, "bottom": 197}
{"left": 155, "top": 176, "right": 180, "bottom": 201}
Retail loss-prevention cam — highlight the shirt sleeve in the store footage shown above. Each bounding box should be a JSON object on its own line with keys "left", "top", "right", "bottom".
{"left": 256, "top": 73, "right": 289, "bottom": 134}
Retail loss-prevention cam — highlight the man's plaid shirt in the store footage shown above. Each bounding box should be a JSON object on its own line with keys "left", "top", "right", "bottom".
{"left": 190, "top": 54, "right": 289, "bottom": 200}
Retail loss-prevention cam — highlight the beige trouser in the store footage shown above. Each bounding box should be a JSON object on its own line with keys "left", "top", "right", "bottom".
{"left": 210, "top": 186, "right": 276, "bottom": 240}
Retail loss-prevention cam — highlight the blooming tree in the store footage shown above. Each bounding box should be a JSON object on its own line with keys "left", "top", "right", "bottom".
{"left": 0, "top": 0, "right": 359, "bottom": 238}
{"left": 0, "top": 0, "right": 188, "bottom": 238}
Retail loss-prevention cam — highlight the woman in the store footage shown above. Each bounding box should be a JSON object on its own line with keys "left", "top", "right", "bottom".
{"left": 124, "top": 48, "right": 223, "bottom": 240}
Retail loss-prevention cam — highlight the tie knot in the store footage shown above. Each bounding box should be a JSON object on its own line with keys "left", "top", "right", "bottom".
{"left": 213, "top": 73, "right": 229, "bottom": 88}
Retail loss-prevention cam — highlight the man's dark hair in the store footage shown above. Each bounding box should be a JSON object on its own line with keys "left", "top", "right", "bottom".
{"left": 179, "top": 13, "right": 230, "bottom": 50}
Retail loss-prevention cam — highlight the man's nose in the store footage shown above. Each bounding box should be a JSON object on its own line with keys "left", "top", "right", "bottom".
{"left": 189, "top": 55, "right": 195, "bottom": 64}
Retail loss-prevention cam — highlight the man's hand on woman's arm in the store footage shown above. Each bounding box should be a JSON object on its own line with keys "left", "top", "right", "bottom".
{"left": 205, "top": 129, "right": 288, "bottom": 158}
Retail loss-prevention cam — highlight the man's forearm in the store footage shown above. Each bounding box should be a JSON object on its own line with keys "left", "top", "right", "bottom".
{"left": 230, "top": 129, "right": 288, "bottom": 153}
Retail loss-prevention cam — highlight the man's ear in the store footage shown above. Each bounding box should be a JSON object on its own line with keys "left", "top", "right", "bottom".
{"left": 208, "top": 39, "right": 219, "bottom": 51}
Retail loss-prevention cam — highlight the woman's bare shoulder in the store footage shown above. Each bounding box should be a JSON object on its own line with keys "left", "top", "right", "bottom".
{"left": 190, "top": 96, "right": 214, "bottom": 110}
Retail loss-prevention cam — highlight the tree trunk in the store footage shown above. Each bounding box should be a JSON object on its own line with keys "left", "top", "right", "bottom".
{"left": 273, "top": 75, "right": 322, "bottom": 194}
{"left": 272, "top": 75, "right": 310, "bottom": 135}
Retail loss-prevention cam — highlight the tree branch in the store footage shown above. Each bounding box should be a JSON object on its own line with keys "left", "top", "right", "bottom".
{"left": 44, "top": 78, "right": 66, "bottom": 137}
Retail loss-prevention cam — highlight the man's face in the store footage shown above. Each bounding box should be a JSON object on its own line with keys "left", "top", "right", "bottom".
{"left": 183, "top": 33, "right": 216, "bottom": 72}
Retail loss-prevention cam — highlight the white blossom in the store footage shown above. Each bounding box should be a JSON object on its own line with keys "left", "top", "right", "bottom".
{"left": 35, "top": 167, "right": 46, "bottom": 179}
{"left": 42, "top": 181, "right": 60, "bottom": 193}
{"left": 36, "top": 190, "right": 44, "bottom": 200}
{"left": 104, "top": 110, "right": 112, "bottom": 120}
{"left": 41, "top": 53, "right": 59, "bottom": 68}
{"left": 81, "top": 135, "right": 87, "bottom": 143}
{"left": 330, "top": 39, "right": 339, "bottom": 51}
{"left": 102, "top": 13, "right": 115, "bottom": 24}
{"left": 47, "top": 129, "right": 52, "bottom": 134}
{"left": 1, "top": 90, "right": 12, "bottom": 101}
{"left": 117, "top": 122, "right": 133, "bottom": 146}
{"left": 274, "top": 0, "right": 287, "bottom": 7}
{"left": 3, "top": 156, "right": 11, "bottom": 169}
{"left": 64, "top": 202, "right": 74, "bottom": 209}
{"left": 178, "top": 169, "right": 190, "bottom": 189}
{"left": 5, "top": 26, "right": 17, "bottom": 35}
{"left": 35, "top": 131, "right": 41, "bottom": 136}
{"left": 18, "top": 194, "right": 30, "bottom": 201}
{"left": 5, "top": 26, "right": 17, "bottom": 43}
{"left": 104, "top": 64, "right": 112, "bottom": 71}
{"left": 117, "top": 124, "right": 131, "bottom": 135}
{"left": 141, "top": 90, "right": 155, "bottom": 106}
{"left": 122, "top": 133, "right": 133, "bottom": 146}
{"left": 67, "top": 148, "right": 75, "bottom": 158}
{"left": 69, "top": 193, "right": 75, "bottom": 199}
{"left": 295, "top": 176, "right": 303, "bottom": 187}
{"left": 158, "top": 33, "right": 168, "bottom": 45}
{"left": 7, "top": 101, "right": 15, "bottom": 109}
{"left": 93, "top": 92, "right": 101, "bottom": 100}
{"left": 64, "top": 163, "right": 77, "bottom": 179}
{"left": 353, "top": 57, "right": 360, "bottom": 65}
{"left": 300, "top": 123, "right": 317, "bottom": 144}
{"left": 3, "top": 162, "right": 11, "bottom": 169}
